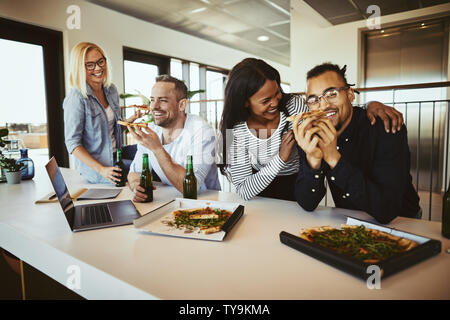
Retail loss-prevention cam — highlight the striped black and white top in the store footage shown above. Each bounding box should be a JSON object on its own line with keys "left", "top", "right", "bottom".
{"left": 229, "top": 94, "right": 307, "bottom": 201}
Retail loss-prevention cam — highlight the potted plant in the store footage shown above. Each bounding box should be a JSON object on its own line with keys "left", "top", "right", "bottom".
{"left": 0, "top": 156, "right": 25, "bottom": 184}
{"left": 0, "top": 128, "right": 10, "bottom": 182}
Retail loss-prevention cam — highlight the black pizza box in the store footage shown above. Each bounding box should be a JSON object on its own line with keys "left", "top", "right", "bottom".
{"left": 280, "top": 217, "right": 442, "bottom": 280}
{"left": 134, "top": 198, "right": 244, "bottom": 241}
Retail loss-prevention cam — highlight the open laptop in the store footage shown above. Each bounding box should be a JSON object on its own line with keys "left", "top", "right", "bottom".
{"left": 45, "top": 157, "right": 140, "bottom": 232}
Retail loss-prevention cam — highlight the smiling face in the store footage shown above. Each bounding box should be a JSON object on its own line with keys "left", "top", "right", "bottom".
{"left": 306, "top": 71, "right": 354, "bottom": 134}
{"left": 85, "top": 48, "right": 106, "bottom": 87}
{"left": 247, "top": 79, "right": 282, "bottom": 122}
{"left": 150, "top": 81, "right": 185, "bottom": 128}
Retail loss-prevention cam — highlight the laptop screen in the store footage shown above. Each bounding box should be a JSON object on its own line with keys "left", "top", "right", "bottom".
{"left": 45, "top": 157, "right": 75, "bottom": 229}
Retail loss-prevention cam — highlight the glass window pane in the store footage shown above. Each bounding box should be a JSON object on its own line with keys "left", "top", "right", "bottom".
{"left": 206, "top": 70, "right": 226, "bottom": 128}
{"left": 206, "top": 70, "right": 226, "bottom": 100}
{"left": 281, "top": 83, "right": 290, "bottom": 93}
{"left": 123, "top": 60, "right": 158, "bottom": 119}
{"left": 0, "top": 39, "right": 46, "bottom": 126}
{"left": 0, "top": 38, "right": 49, "bottom": 170}
{"left": 189, "top": 62, "right": 199, "bottom": 92}
{"left": 170, "top": 59, "right": 183, "bottom": 80}
{"left": 189, "top": 102, "right": 200, "bottom": 116}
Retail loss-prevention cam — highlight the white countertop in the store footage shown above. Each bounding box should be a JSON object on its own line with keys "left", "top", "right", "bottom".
{"left": 0, "top": 168, "right": 449, "bottom": 300}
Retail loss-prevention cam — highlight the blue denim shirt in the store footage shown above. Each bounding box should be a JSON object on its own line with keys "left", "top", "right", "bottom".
{"left": 63, "top": 83, "right": 122, "bottom": 184}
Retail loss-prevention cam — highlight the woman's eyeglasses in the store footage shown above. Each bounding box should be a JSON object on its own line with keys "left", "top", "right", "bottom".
{"left": 85, "top": 57, "right": 106, "bottom": 70}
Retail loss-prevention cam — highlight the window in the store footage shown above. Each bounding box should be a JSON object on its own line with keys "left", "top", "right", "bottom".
{"left": 122, "top": 48, "right": 229, "bottom": 145}
{"left": 122, "top": 47, "right": 170, "bottom": 144}
{"left": 170, "top": 59, "right": 183, "bottom": 80}
{"left": 0, "top": 39, "right": 48, "bottom": 169}
{"left": 206, "top": 69, "right": 227, "bottom": 129}
{"left": 189, "top": 62, "right": 201, "bottom": 116}
{"left": 0, "top": 18, "right": 66, "bottom": 168}
{"left": 123, "top": 60, "right": 158, "bottom": 119}
{"left": 281, "top": 82, "right": 291, "bottom": 93}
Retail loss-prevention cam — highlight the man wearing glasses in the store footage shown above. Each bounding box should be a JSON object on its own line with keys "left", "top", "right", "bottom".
{"left": 292, "top": 63, "right": 420, "bottom": 224}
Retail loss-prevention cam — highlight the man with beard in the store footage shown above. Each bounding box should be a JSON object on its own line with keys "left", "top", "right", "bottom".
{"left": 127, "top": 75, "right": 220, "bottom": 202}
{"left": 292, "top": 63, "right": 420, "bottom": 224}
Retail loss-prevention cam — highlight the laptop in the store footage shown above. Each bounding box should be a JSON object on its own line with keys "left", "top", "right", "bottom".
{"left": 45, "top": 157, "right": 140, "bottom": 232}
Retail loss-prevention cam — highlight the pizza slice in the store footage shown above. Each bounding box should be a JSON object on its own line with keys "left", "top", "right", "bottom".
{"left": 202, "top": 226, "right": 221, "bottom": 234}
{"left": 286, "top": 109, "right": 327, "bottom": 122}
{"left": 129, "top": 104, "right": 150, "bottom": 111}
{"left": 117, "top": 120, "right": 148, "bottom": 128}
{"left": 169, "top": 207, "right": 232, "bottom": 235}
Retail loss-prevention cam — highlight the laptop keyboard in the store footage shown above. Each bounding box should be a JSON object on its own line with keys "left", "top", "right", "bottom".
{"left": 81, "top": 205, "right": 113, "bottom": 226}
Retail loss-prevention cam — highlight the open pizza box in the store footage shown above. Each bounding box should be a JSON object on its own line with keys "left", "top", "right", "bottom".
{"left": 280, "top": 217, "right": 442, "bottom": 281}
{"left": 133, "top": 198, "right": 244, "bottom": 241}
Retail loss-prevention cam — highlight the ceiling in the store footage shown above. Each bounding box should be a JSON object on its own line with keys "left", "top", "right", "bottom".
{"left": 85, "top": 0, "right": 449, "bottom": 67}
{"left": 85, "top": 0, "right": 291, "bottom": 65}
{"left": 304, "top": 0, "right": 450, "bottom": 25}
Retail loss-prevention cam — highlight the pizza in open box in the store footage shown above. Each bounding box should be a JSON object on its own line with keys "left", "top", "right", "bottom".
{"left": 299, "top": 225, "right": 418, "bottom": 263}
{"left": 165, "top": 207, "right": 233, "bottom": 235}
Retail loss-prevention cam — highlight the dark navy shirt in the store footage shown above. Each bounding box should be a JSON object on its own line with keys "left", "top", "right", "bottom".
{"left": 294, "top": 106, "right": 420, "bottom": 224}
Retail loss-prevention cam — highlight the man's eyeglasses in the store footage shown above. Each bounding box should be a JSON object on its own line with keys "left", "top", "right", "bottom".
{"left": 85, "top": 57, "right": 106, "bottom": 70}
{"left": 306, "top": 86, "right": 350, "bottom": 108}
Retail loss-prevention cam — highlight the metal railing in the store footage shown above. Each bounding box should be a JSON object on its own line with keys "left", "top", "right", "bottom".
{"left": 355, "top": 82, "right": 449, "bottom": 221}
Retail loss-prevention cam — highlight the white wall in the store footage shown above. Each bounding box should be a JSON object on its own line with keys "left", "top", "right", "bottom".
{"left": 290, "top": 1, "right": 450, "bottom": 92}
{"left": 0, "top": 0, "right": 291, "bottom": 96}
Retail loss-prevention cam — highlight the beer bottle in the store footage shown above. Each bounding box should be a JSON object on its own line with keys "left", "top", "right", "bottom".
{"left": 114, "top": 148, "right": 126, "bottom": 187}
{"left": 183, "top": 155, "right": 197, "bottom": 199}
{"left": 139, "top": 153, "right": 153, "bottom": 202}
{"left": 442, "top": 185, "right": 450, "bottom": 238}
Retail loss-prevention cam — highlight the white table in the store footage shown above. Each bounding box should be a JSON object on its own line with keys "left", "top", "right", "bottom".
{"left": 0, "top": 168, "right": 449, "bottom": 300}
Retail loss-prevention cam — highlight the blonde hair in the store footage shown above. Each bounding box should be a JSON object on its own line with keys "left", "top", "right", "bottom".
{"left": 69, "top": 42, "right": 112, "bottom": 98}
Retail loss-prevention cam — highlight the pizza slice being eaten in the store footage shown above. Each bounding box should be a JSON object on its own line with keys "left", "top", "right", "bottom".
{"left": 286, "top": 109, "right": 327, "bottom": 122}
{"left": 117, "top": 120, "right": 148, "bottom": 128}
{"left": 133, "top": 104, "right": 150, "bottom": 111}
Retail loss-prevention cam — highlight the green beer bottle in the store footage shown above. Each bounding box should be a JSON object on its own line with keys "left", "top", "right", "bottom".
{"left": 114, "top": 148, "right": 126, "bottom": 187}
{"left": 442, "top": 185, "right": 450, "bottom": 238}
{"left": 139, "top": 153, "right": 153, "bottom": 202}
{"left": 183, "top": 155, "right": 197, "bottom": 199}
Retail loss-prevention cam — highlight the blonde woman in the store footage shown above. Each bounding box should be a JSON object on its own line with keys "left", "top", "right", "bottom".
{"left": 63, "top": 42, "right": 139, "bottom": 184}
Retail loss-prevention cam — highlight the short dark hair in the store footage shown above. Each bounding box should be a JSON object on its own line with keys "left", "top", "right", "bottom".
{"left": 306, "top": 63, "right": 351, "bottom": 86}
{"left": 155, "top": 74, "right": 188, "bottom": 101}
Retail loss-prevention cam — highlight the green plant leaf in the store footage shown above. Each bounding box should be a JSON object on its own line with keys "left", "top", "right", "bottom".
{"left": 145, "top": 113, "right": 154, "bottom": 123}
{"left": 119, "top": 93, "right": 136, "bottom": 99}
{"left": 187, "top": 89, "right": 205, "bottom": 99}
{"left": 0, "top": 128, "right": 8, "bottom": 137}
{"left": 120, "top": 90, "right": 150, "bottom": 105}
